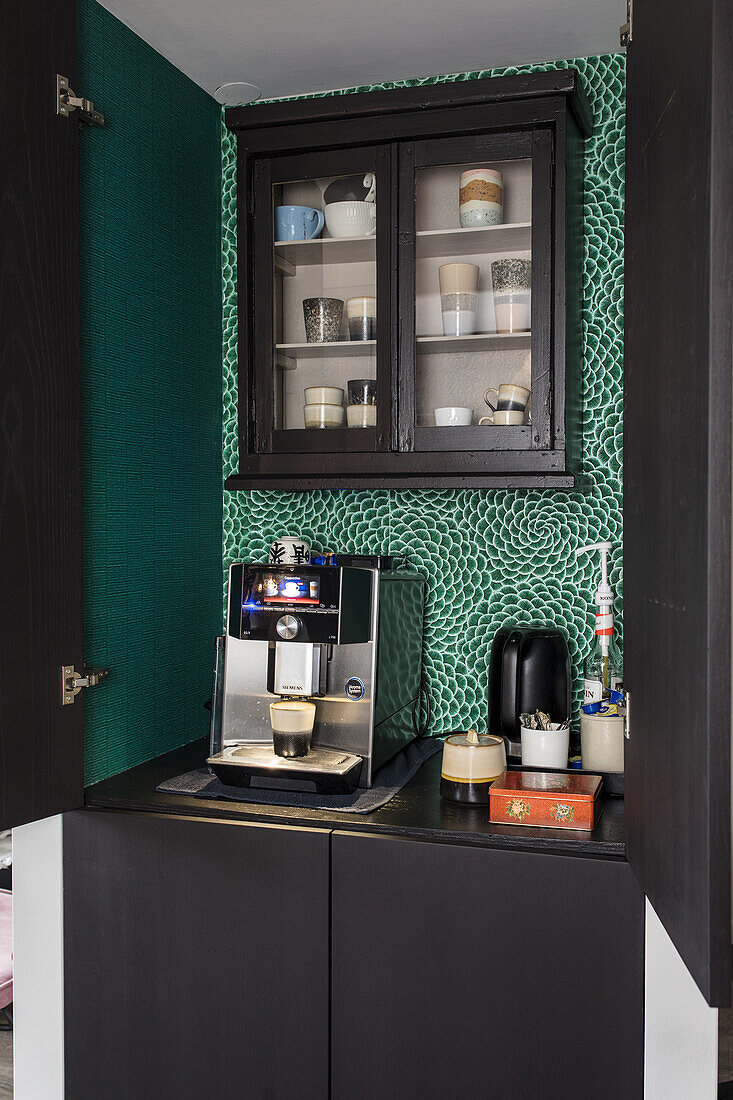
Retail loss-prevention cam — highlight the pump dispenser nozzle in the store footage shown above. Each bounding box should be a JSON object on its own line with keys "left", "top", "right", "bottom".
{"left": 576, "top": 542, "right": 613, "bottom": 603}
{"left": 576, "top": 542, "right": 622, "bottom": 703}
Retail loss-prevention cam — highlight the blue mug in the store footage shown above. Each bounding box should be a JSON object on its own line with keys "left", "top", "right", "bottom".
{"left": 275, "top": 205, "right": 324, "bottom": 241}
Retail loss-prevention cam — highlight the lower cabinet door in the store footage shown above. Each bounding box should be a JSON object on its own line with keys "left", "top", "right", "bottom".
{"left": 331, "top": 832, "right": 644, "bottom": 1100}
{"left": 63, "top": 810, "right": 330, "bottom": 1100}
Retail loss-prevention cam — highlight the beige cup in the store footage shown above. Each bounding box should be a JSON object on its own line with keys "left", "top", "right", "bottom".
{"left": 438, "top": 263, "right": 480, "bottom": 294}
{"left": 347, "top": 404, "right": 377, "bottom": 428}
{"left": 270, "top": 700, "right": 316, "bottom": 758}
{"left": 479, "top": 411, "right": 524, "bottom": 425}
{"left": 484, "top": 383, "right": 531, "bottom": 413}
{"left": 580, "top": 713, "right": 625, "bottom": 773}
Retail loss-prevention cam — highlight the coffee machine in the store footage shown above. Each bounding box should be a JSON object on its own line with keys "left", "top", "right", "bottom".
{"left": 207, "top": 561, "right": 426, "bottom": 793}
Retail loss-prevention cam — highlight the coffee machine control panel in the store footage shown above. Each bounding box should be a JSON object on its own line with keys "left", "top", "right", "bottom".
{"left": 227, "top": 564, "right": 373, "bottom": 645}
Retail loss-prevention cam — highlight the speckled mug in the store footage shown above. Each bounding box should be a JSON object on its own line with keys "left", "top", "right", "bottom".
{"left": 302, "top": 298, "right": 344, "bottom": 343}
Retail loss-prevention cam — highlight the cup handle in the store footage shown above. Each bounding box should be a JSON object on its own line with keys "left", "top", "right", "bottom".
{"left": 363, "top": 172, "right": 376, "bottom": 202}
{"left": 483, "top": 388, "right": 498, "bottom": 410}
{"left": 306, "top": 209, "right": 325, "bottom": 238}
{"left": 367, "top": 203, "right": 377, "bottom": 236}
{"left": 479, "top": 415, "right": 494, "bottom": 425}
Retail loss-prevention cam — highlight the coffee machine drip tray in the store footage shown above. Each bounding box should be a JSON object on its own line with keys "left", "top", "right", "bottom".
{"left": 207, "top": 744, "right": 363, "bottom": 795}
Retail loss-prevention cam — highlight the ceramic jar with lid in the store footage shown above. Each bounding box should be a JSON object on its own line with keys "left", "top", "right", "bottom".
{"left": 440, "top": 729, "right": 507, "bottom": 804}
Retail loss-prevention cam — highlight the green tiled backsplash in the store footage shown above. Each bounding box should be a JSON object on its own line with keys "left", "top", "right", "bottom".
{"left": 222, "top": 54, "right": 624, "bottom": 732}
{"left": 79, "top": 0, "right": 223, "bottom": 783}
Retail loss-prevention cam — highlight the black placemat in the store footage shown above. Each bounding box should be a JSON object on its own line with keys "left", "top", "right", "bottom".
{"left": 156, "top": 737, "right": 443, "bottom": 814}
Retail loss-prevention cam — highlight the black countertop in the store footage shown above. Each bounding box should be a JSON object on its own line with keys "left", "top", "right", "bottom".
{"left": 84, "top": 738, "right": 627, "bottom": 860}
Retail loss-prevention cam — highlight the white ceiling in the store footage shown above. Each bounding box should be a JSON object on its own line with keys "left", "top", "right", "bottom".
{"left": 98, "top": 0, "right": 624, "bottom": 102}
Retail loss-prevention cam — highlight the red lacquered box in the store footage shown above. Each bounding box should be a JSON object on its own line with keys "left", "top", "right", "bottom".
{"left": 489, "top": 771, "right": 603, "bottom": 831}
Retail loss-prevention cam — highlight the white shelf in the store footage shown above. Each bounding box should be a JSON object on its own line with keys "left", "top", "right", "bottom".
{"left": 274, "top": 235, "right": 376, "bottom": 271}
{"left": 415, "top": 222, "right": 531, "bottom": 259}
{"left": 275, "top": 340, "right": 376, "bottom": 366}
{"left": 416, "top": 332, "right": 530, "bottom": 354}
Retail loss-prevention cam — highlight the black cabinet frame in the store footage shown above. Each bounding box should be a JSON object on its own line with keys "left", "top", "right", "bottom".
{"left": 226, "top": 71, "right": 592, "bottom": 489}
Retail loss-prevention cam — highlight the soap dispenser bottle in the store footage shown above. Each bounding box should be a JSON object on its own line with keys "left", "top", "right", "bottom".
{"left": 576, "top": 542, "right": 623, "bottom": 703}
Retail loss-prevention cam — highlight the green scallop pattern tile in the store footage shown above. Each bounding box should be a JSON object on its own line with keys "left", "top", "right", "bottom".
{"left": 222, "top": 53, "right": 625, "bottom": 731}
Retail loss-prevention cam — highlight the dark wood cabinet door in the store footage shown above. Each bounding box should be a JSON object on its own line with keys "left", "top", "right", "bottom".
{"left": 332, "top": 832, "right": 644, "bottom": 1100}
{"left": 0, "top": 0, "right": 84, "bottom": 828}
{"left": 64, "top": 811, "right": 330, "bottom": 1100}
{"left": 624, "top": 0, "right": 733, "bottom": 1006}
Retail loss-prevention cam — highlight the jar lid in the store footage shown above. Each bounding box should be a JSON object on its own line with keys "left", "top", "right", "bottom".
{"left": 445, "top": 730, "right": 504, "bottom": 750}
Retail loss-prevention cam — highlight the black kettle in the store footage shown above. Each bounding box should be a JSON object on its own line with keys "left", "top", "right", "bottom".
{"left": 487, "top": 626, "right": 570, "bottom": 759}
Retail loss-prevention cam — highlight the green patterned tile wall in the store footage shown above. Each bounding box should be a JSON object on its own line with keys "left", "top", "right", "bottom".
{"left": 78, "top": 0, "right": 223, "bottom": 784}
{"left": 222, "top": 54, "right": 625, "bottom": 731}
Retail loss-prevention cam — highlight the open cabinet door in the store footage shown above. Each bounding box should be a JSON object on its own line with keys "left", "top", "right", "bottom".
{"left": 0, "top": 0, "right": 85, "bottom": 828}
{"left": 625, "top": 0, "right": 733, "bottom": 1006}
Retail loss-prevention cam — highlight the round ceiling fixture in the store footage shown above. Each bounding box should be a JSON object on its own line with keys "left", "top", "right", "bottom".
{"left": 214, "top": 82, "right": 261, "bottom": 106}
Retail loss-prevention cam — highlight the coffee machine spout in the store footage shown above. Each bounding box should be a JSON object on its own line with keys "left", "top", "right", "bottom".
{"left": 268, "top": 641, "right": 324, "bottom": 698}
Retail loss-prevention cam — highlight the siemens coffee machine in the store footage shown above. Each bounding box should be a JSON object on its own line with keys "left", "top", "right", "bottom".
{"left": 207, "top": 561, "right": 426, "bottom": 793}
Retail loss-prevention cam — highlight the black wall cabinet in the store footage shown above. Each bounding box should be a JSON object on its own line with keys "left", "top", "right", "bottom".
{"left": 225, "top": 71, "right": 592, "bottom": 490}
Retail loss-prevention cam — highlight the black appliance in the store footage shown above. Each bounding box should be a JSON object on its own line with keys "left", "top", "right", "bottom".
{"left": 488, "top": 627, "right": 571, "bottom": 759}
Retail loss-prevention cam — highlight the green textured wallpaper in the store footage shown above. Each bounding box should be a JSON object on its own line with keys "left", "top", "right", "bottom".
{"left": 222, "top": 54, "right": 624, "bottom": 731}
{"left": 78, "top": 0, "right": 223, "bottom": 784}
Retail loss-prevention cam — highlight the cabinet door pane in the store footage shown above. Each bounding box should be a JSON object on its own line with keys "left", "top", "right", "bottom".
{"left": 399, "top": 132, "right": 553, "bottom": 454}
{"left": 253, "top": 146, "right": 391, "bottom": 455}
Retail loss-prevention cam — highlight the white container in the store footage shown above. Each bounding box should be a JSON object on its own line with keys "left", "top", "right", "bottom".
{"left": 434, "top": 406, "right": 472, "bottom": 426}
{"left": 580, "top": 713, "right": 625, "bottom": 773}
{"left": 325, "top": 200, "right": 377, "bottom": 238}
{"left": 303, "top": 403, "right": 345, "bottom": 428}
{"left": 520, "top": 723, "right": 570, "bottom": 769}
{"left": 268, "top": 536, "right": 311, "bottom": 565}
{"left": 304, "top": 386, "right": 344, "bottom": 406}
{"left": 346, "top": 404, "right": 377, "bottom": 428}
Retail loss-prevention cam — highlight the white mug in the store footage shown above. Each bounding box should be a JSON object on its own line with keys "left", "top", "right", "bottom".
{"left": 434, "top": 406, "right": 472, "bottom": 426}
{"left": 268, "top": 537, "right": 311, "bottom": 565}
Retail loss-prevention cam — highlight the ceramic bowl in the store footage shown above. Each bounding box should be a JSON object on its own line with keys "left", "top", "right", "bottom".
{"left": 304, "top": 386, "right": 344, "bottom": 405}
{"left": 434, "top": 406, "right": 472, "bottom": 426}
{"left": 346, "top": 404, "right": 377, "bottom": 428}
{"left": 325, "top": 200, "right": 377, "bottom": 238}
{"left": 303, "top": 403, "right": 345, "bottom": 429}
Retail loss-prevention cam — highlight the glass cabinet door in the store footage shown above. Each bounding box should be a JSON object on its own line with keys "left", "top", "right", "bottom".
{"left": 252, "top": 146, "right": 391, "bottom": 454}
{"left": 398, "top": 130, "right": 553, "bottom": 454}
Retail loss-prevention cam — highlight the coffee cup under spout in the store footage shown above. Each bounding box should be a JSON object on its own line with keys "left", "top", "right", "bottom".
{"left": 270, "top": 700, "right": 316, "bottom": 759}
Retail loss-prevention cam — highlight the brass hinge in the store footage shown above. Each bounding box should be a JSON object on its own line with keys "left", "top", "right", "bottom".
{"left": 56, "top": 74, "right": 105, "bottom": 127}
{"left": 620, "top": 0, "right": 633, "bottom": 47}
{"left": 62, "top": 664, "right": 109, "bottom": 706}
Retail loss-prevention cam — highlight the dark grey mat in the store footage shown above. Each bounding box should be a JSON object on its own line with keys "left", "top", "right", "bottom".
{"left": 156, "top": 737, "right": 442, "bottom": 814}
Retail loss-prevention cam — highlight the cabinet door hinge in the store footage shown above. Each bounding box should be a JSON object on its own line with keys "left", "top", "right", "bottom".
{"left": 624, "top": 690, "right": 631, "bottom": 739}
{"left": 620, "top": 0, "right": 633, "bottom": 47}
{"left": 56, "top": 74, "right": 105, "bottom": 127}
{"left": 62, "top": 663, "right": 109, "bottom": 706}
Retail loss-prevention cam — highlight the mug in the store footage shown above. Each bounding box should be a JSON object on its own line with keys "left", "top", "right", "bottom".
{"left": 346, "top": 297, "right": 377, "bottom": 340}
{"left": 347, "top": 404, "right": 377, "bottom": 428}
{"left": 302, "top": 298, "right": 344, "bottom": 342}
{"left": 484, "top": 383, "right": 531, "bottom": 413}
{"left": 479, "top": 411, "right": 525, "bottom": 425}
{"left": 275, "top": 205, "right": 324, "bottom": 242}
{"left": 459, "top": 169, "right": 503, "bottom": 228}
{"left": 438, "top": 263, "right": 479, "bottom": 336}
{"left": 347, "top": 378, "right": 377, "bottom": 405}
{"left": 325, "top": 200, "right": 377, "bottom": 238}
{"left": 268, "top": 537, "right": 311, "bottom": 565}
{"left": 270, "top": 700, "right": 316, "bottom": 759}
{"left": 434, "top": 406, "right": 472, "bottom": 426}
{"left": 491, "top": 258, "right": 532, "bottom": 333}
